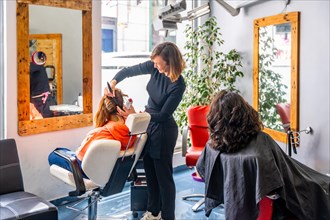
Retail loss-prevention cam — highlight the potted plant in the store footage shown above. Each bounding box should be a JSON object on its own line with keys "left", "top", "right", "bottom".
{"left": 174, "top": 16, "right": 244, "bottom": 129}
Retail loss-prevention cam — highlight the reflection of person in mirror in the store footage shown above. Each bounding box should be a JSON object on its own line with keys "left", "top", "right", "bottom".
{"left": 29, "top": 40, "right": 55, "bottom": 118}
{"left": 105, "top": 42, "right": 186, "bottom": 220}
{"left": 48, "top": 89, "right": 136, "bottom": 177}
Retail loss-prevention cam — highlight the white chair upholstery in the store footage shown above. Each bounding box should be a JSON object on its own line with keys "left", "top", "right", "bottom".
{"left": 49, "top": 112, "right": 151, "bottom": 220}
{"left": 50, "top": 164, "right": 98, "bottom": 190}
{"left": 82, "top": 139, "right": 122, "bottom": 187}
{"left": 126, "top": 112, "right": 151, "bottom": 135}
{"left": 122, "top": 112, "right": 150, "bottom": 175}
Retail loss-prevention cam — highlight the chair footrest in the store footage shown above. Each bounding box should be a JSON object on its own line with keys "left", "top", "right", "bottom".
{"left": 65, "top": 191, "right": 100, "bottom": 213}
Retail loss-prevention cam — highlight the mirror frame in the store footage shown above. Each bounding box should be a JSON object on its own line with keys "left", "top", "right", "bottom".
{"left": 253, "top": 12, "right": 300, "bottom": 143}
{"left": 17, "top": 0, "right": 93, "bottom": 136}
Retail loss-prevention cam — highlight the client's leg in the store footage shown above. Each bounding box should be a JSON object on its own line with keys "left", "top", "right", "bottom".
{"left": 48, "top": 147, "right": 77, "bottom": 171}
{"left": 48, "top": 147, "right": 87, "bottom": 179}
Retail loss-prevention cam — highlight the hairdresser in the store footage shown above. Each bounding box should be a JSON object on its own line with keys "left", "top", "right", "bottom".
{"left": 105, "top": 42, "right": 185, "bottom": 220}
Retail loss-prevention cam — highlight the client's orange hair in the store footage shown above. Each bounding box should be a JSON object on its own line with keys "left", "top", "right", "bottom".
{"left": 94, "top": 89, "right": 125, "bottom": 127}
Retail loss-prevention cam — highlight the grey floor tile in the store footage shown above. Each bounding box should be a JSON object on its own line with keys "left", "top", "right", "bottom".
{"left": 55, "top": 168, "right": 225, "bottom": 220}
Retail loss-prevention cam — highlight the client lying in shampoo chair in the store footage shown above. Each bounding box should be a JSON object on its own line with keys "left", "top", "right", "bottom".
{"left": 48, "top": 89, "right": 151, "bottom": 220}
{"left": 48, "top": 89, "right": 136, "bottom": 176}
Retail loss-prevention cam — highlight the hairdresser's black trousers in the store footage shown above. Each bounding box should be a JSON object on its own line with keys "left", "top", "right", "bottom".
{"left": 143, "top": 128, "right": 177, "bottom": 220}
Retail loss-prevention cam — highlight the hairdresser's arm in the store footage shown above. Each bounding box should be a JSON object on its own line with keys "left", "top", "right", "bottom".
{"left": 105, "top": 61, "right": 153, "bottom": 96}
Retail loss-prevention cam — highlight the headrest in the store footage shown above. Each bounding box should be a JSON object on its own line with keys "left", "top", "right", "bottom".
{"left": 125, "top": 112, "right": 151, "bottom": 135}
{"left": 187, "top": 105, "right": 210, "bottom": 127}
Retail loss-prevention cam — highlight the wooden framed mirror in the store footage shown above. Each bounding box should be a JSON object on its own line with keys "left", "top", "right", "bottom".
{"left": 253, "top": 12, "right": 300, "bottom": 143}
{"left": 17, "top": 0, "right": 93, "bottom": 136}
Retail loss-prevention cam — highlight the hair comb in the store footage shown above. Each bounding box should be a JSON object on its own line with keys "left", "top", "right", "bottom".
{"left": 107, "top": 82, "right": 119, "bottom": 106}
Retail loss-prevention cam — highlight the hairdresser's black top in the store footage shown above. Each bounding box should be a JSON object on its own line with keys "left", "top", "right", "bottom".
{"left": 113, "top": 60, "right": 186, "bottom": 158}
{"left": 113, "top": 60, "right": 185, "bottom": 122}
{"left": 30, "top": 62, "right": 50, "bottom": 97}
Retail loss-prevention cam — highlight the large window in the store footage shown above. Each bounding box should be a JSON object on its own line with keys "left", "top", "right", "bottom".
{"left": 101, "top": 0, "right": 190, "bottom": 53}
{"left": 102, "top": 29, "right": 114, "bottom": 52}
{"left": 100, "top": 0, "right": 195, "bottom": 158}
{"left": 101, "top": 0, "right": 190, "bottom": 108}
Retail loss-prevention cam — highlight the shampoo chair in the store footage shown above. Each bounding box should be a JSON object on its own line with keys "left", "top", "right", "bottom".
{"left": 49, "top": 112, "right": 151, "bottom": 220}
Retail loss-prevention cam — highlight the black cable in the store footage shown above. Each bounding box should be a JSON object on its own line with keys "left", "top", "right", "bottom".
{"left": 287, "top": 129, "right": 292, "bottom": 157}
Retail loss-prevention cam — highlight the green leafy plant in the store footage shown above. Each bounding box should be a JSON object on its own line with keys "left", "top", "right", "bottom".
{"left": 174, "top": 16, "right": 244, "bottom": 128}
{"left": 258, "top": 27, "right": 288, "bottom": 131}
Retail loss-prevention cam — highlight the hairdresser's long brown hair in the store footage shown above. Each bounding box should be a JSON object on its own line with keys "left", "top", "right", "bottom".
{"left": 207, "top": 90, "right": 263, "bottom": 153}
{"left": 150, "top": 42, "right": 185, "bottom": 82}
{"left": 94, "top": 89, "right": 125, "bottom": 127}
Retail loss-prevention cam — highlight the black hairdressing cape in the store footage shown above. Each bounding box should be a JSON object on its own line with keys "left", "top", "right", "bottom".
{"left": 196, "top": 132, "right": 330, "bottom": 220}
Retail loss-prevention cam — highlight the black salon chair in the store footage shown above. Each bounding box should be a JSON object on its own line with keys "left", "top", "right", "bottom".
{"left": 0, "top": 139, "right": 58, "bottom": 220}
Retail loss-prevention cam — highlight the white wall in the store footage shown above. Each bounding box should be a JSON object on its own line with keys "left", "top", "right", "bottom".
{"left": 5, "top": 0, "right": 102, "bottom": 200}
{"left": 4, "top": 0, "right": 329, "bottom": 201}
{"left": 210, "top": 0, "right": 329, "bottom": 173}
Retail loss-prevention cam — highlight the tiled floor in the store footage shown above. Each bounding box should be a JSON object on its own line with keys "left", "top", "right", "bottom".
{"left": 52, "top": 167, "right": 225, "bottom": 220}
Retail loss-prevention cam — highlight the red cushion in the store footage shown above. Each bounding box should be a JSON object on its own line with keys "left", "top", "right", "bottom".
{"left": 187, "top": 105, "right": 210, "bottom": 127}
{"left": 185, "top": 106, "right": 210, "bottom": 167}
{"left": 189, "top": 126, "right": 209, "bottom": 147}
{"left": 257, "top": 197, "right": 273, "bottom": 220}
{"left": 185, "top": 146, "right": 205, "bottom": 167}
{"left": 187, "top": 105, "right": 210, "bottom": 147}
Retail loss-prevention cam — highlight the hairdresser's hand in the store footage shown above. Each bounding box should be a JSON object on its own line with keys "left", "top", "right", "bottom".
{"left": 104, "top": 80, "right": 117, "bottom": 97}
{"left": 116, "top": 105, "right": 136, "bottom": 119}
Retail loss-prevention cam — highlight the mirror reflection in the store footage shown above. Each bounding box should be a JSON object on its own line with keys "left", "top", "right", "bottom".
{"left": 258, "top": 23, "right": 291, "bottom": 131}
{"left": 29, "top": 47, "right": 56, "bottom": 118}
{"left": 17, "top": 0, "right": 93, "bottom": 136}
{"left": 45, "top": 65, "right": 55, "bottom": 80}
{"left": 29, "top": 34, "right": 63, "bottom": 106}
{"left": 29, "top": 5, "right": 82, "bottom": 117}
{"left": 253, "top": 12, "right": 300, "bottom": 143}
{"left": 31, "top": 51, "right": 47, "bottom": 65}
